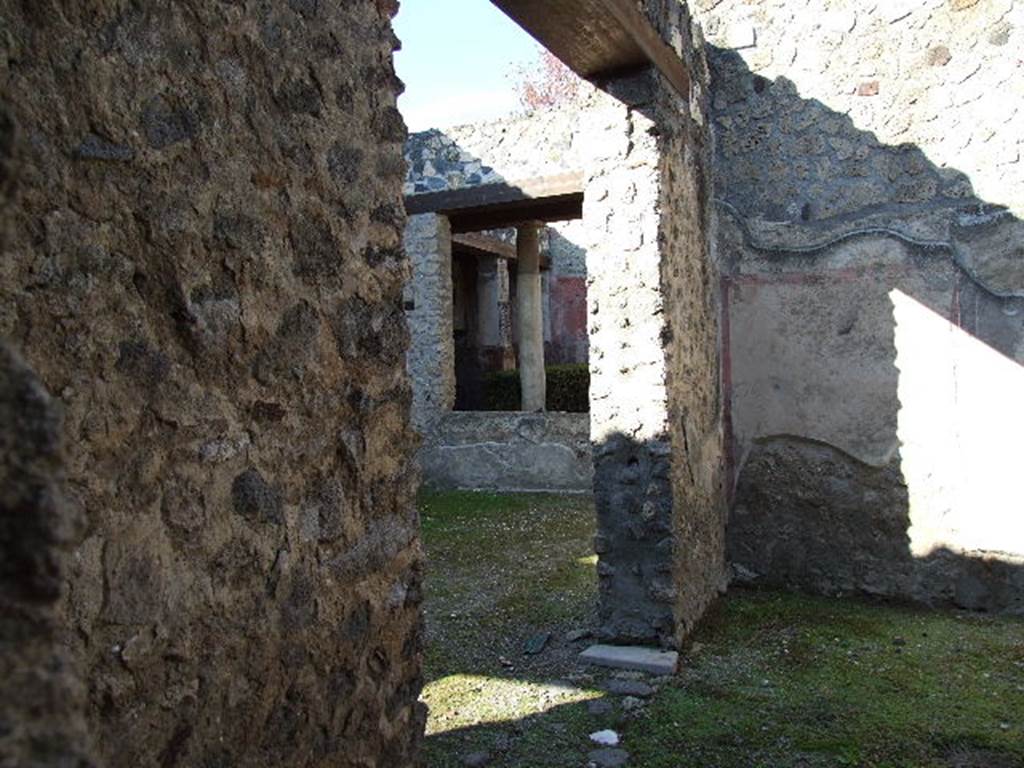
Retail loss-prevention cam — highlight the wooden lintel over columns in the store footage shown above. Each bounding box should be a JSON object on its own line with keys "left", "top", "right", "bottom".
{"left": 490, "top": 0, "right": 691, "bottom": 99}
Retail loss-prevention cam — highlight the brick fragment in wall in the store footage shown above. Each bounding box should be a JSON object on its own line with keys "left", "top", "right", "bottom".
{"left": 926, "top": 45, "right": 952, "bottom": 67}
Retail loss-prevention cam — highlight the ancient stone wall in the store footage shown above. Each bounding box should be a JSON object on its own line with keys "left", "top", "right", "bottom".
{"left": 583, "top": 76, "right": 683, "bottom": 646}
{"left": 655, "top": 14, "right": 729, "bottom": 646}
{"left": 0, "top": 344, "right": 94, "bottom": 767}
{"left": 690, "top": 0, "right": 1024, "bottom": 611}
{"left": 0, "top": 2, "right": 425, "bottom": 766}
{"left": 404, "top": 98, "right": 595, "bottom": 195}
{"left": 420, "top": 411, "right": 592, "bottom": 492}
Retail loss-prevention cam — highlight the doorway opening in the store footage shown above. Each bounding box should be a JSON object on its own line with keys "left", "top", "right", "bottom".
{"left": 394, "top": 0, "right": 724, "bottom": 760}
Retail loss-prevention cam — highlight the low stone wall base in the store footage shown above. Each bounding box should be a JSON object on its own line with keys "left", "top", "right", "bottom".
{"left": 419, "top": 412, "right": 592, "bottom": 492}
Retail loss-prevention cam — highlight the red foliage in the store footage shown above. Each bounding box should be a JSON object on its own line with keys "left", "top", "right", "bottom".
{"left": 510, "top": 49, "right": 581, "bottom": 111}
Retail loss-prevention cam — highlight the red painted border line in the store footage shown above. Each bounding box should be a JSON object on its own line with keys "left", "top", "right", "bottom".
{"left": 720, "top": 276, "right": 736, "bottom": 505}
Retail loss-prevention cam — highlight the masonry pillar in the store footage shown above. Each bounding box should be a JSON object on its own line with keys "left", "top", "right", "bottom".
{"left": 404, "top": 213, "right": 455, "bottom": 431}
{"left": 582, "top": 67, "right": 725, "bottom": 650}
{"left": 516, "top": 222, "right": 546, "bottom": 411}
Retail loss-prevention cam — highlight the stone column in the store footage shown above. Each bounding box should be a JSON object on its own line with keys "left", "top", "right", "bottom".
{"left": 476, "top": 257, "right": 501, "bottom": 348}
{"left": 516, "top": 222, "right": 546, "bottom": 411}
{"left": 477, "top": 256, "right": 515, "bottom": 373}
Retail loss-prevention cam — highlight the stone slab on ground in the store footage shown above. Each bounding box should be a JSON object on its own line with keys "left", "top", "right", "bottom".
{"left": 580, "top": 644, "right": 678, "bottom": 675}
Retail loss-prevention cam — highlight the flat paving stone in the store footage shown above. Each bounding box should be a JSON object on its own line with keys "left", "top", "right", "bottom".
{"left": 580, "top": 644, "right": 678, "bottom": 675}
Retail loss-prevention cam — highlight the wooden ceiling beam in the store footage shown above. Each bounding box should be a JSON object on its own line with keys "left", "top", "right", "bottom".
{"left": 489, "top": 0, "right": 690, "bottom": 99}
{"left": 447, "top": 197, "right": 582, "bottom": 233}
{"left": 405, "top": 172, "right": 583, "bottom": 216}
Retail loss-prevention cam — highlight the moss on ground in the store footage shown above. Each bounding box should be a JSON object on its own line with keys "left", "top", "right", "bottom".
{"left": 635, "top": 591, "right": 1024, "bottom": 768}
{"left": 420, "top": 491, "right": 1024, "bottom": 768}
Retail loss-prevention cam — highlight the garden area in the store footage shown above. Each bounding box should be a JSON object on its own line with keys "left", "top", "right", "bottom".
{"left": 419, "top": 491, "right": 1024, "bottom": 768}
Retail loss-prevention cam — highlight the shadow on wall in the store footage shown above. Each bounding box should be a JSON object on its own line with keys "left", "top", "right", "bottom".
{"left": 711, "top": 46, "right": 1024, "bottom": 613}
{"left": 591, "top": 433, "right": 679, "bottom": 647}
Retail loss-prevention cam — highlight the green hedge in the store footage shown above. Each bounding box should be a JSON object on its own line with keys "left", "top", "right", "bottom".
{"left": 482, "top": 363, "right": 590, "bottom": 413}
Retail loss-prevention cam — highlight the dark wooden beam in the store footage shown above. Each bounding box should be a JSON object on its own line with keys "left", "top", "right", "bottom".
{"left": 600, "top": 0, "right": 692, "bottom": 97}
{"left": 447, "top": 197, "right": 582, "bottom": 233}
{"left": 404, "top": 172, "right": 584, "bottom": 233}
{"left": 490, "top": 0, "right": 690, "bottom": 98}
{"left": 405, "top": 172, "right": 583, "bottom": 216}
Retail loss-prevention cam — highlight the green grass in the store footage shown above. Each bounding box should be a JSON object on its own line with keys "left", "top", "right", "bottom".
{"left": 420, "top": 491, "right": 601, "bottom": 767}
{"left": 419, "top": 491, "right": 1024, "bottom": 768}
{"left": 420, "top": 490, "right": 597, "bottom": 646}
{"left": 634, "top": 591, "right": 1024, "bottom": 767}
